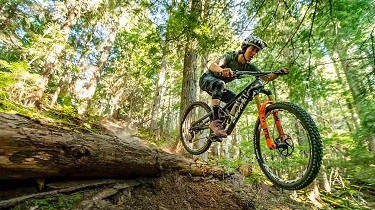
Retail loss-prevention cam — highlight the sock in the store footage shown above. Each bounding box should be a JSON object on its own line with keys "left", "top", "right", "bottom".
{"left": 212, "top": 105, "right": 220, "bottom": 120}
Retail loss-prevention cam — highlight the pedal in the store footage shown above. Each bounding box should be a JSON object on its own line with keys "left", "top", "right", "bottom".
{"left": 209, "top": 135, "right": 223, "bottom": 142}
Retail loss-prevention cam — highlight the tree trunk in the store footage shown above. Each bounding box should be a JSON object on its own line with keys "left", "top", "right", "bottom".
{"left": 334, "top": 41, "right": 375, "bottom": 152}
{"left": 225, "top": 137, "right": 230, "bottom": 160}
{"left": 175, "top": 42, "right": 198, "bottom": 152}
{"left": 198, "top": 54, "right": 209, "bottom": 161}
{"left": 335, "top": 39, "right": 367, "bottom": 126}
{"left": 0, "top": 113, "right": 226, "bottom": 180}
{"left": 68, "top": 22, "right": 97, "bottom": 97}
{"left": 232, "top": 126, "right": 240, "bottom": 159}
{"left": 50, "top": 56, "right": 73, "bottom": 107}
{"left": 163, "top": 92, "right": 172, "bottom": 134}
{"left": 35, "top": 6, "right": 80, "bottom": 102}
{"left": 178, "top": 0, "right": 202, "bottom": 122}
{"left": 150, "top": 55, "right": 167, "bottom": 133}
{"left": 79, "top": 20, "right": 120, "bottom": 114}
{"left": 179, "top": 42, "right": 198, "bottom": 121}
{"left": 49, "top": 69, "right": 67, "bottom": 108}
{"left": 330, "top": 52, "right": 360, "bottom": 131}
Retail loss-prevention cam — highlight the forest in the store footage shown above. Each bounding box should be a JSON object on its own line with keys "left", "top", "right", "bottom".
{"left": 0, "top": 0, "right": 374, "bottom": 209}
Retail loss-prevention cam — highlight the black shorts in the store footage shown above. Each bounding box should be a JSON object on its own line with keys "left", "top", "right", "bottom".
{"left": 199, "top": 73, "right": 236, "bottom": 103}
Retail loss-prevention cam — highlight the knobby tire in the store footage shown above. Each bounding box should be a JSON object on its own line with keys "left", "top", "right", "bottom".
{"left": 253, "top": 102, "right": 323, "bottom": 190}
{"left": 180, "top": 101, "right": 212, "bottom": 155}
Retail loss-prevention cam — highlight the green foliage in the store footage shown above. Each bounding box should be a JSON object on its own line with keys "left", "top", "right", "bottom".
{"left": 11, "top": 192, "right": 82, "bottom": 210}
{"left": 0, "top": 60, "right": 25, "bottom": 88}
{"left": 343, "top": 147, "right": 375, "bottom": 184}
{"left": 0, "top": 59, "right": 40, "bottom": 104}
{"left": 0, "top": 97, "right": 35, "bottom": 116}
{"left": 359, "top": 99, "right": 375, "bottom": 137}
{"left": 138, "top": 127, "right": 156, "bottom": 140}
{"left": 244, "top": 172, "right": 265, "bottom": 185}
{"left": 60, "top": 105, "right": 79, "bottom": 119}
{"left": 44, "top": 105, "right": 79, "bottom": 123}
{"left": 138, "top": 127, "right": 168, "bottom": 146}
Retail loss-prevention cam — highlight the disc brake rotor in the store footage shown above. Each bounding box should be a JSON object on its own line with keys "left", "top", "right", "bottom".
{"left": 275, "top": 134, "right": 294, "bottom": 157}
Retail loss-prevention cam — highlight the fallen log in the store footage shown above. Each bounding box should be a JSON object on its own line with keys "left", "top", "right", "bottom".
{"left": 0, "top": 113, "right": 225, "bottom": 180}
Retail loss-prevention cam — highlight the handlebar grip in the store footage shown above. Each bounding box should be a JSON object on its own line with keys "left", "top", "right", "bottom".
{"left": 274, "top": 70, "right": 289, "bottom": 76}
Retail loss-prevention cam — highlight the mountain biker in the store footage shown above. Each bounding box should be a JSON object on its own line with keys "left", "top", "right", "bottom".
{"left": 199, "top": 35, "right": 288, "bottom": 138}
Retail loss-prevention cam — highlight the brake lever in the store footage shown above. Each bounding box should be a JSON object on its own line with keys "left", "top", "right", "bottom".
{"left": 274, "top": 69, "right": 289, "bottom": 76}
{"left": 233, "top": 71, "right": 241, "bottom": 79}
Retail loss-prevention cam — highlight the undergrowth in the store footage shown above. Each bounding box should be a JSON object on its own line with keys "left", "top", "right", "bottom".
{"left": 0, "top": 96, "right": 102, "bottom": 134}
{"left": 11, "top": 192, "right": 82, "bottom": 210}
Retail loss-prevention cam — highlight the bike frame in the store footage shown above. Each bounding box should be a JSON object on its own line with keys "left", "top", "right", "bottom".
{"left": 191, "top": 71, "right": 285, "bottom": 150}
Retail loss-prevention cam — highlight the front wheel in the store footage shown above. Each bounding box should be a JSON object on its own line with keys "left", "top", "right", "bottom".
{"left": 253, "top": 102, "right": 323, "bottom": 190}
{"left": 180, "top": 102, "right": 212, "bottom": 155}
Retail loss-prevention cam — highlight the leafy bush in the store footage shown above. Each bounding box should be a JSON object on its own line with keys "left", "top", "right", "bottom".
{"left": 0, "top": 59, "right": 39, "bottom": 102}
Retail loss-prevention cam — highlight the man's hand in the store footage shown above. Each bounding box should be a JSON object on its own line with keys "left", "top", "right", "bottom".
{"left": 279, "top": 67, "right": 289, "bottom": 75}
{"left": 221, "top": 68, "right": 233, "bottom": 77}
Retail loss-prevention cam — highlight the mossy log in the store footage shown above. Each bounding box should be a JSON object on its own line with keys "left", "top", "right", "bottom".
{"left": 0, "top": 113, "right": 225, "bottom": 180}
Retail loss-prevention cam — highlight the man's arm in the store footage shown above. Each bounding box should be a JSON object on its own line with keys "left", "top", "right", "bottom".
{"left": 209, "top": 58, "right": 224, "bottom": 73}
{"left": 261, "top": 73, "right": 278, "bottom": 81}
{"left": 209, "top": 58, "right": 233, "bottom": 77}
{"left": 261, "top": 67, "right": 288, "bottom": 81}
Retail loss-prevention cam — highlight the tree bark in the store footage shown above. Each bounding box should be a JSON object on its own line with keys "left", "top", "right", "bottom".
{"left": 179, "top": 42, "right": 198, "bottom": 121}
{"left": 178, "top": 0, "right": 202, "bottom": 122}
{"left": 0, "top": 113, "right": 225, "bottom": 180}
{"left": 150, "top": 55, "right": 167, "bottom": 133}
{"left": 175, "top": 42, "right": 198, "bottom": 153}
{"left": 199, "top": 54, "right": 209, "bottom": 161}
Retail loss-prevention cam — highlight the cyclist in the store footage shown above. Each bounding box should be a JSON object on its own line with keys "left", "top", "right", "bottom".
{"left": 199, "top": 35, "right": 288, "bottom": 138}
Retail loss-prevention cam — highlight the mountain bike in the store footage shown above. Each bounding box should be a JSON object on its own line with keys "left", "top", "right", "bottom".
{"left": 180, "top": 70, "right": 323, "bottom": 190}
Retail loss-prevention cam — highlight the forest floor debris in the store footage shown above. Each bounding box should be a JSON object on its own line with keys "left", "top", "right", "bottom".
{"left": 1, "top": 173, "right": 312, "bottom": 210}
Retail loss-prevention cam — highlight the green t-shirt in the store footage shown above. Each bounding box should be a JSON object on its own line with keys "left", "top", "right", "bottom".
{"left": 206, "top": 51, "right": 260, "bottom": 83}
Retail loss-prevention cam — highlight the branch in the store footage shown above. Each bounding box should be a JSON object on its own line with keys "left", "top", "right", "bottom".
{"left": 260, "top": 1, "right": 281, "bottom": 32}
{"left": 371, "top": 28, "right": 375, "bottom": 71}
{"left": 237, "top": 0, "right": 267, "bottom": 34}
{"left": 314, "top": 56, "right": 375, "bottom": 67}
{"left": 269, "top": 0, "right": 313, "bottom": 70}
{"left": 282, "top": 0, "right": 294, "bottom": 18}
{"left": 307, "top": 0, "right": 319, "bottom": 79}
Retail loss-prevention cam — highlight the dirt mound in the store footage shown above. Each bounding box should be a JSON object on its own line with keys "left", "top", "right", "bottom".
{"left": 2, "top": 172, "right": 310, "bottom": 209}
{"left": 103, "top": 174, "right": 254, "bottom": 210}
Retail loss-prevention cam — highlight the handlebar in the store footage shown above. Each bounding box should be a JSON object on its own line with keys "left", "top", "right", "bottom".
{"left": 233, "top": 70, "right": 288, "bottom": 79}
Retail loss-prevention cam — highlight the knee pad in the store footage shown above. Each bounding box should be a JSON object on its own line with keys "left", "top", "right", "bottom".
{"left": 212, "top": 81, "right": 225, "bottom": 99}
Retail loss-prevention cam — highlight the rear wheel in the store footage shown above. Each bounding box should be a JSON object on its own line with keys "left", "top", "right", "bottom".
{"left": 180, "top": 102, "right": 212, "bottom": 155}
{"left": 253, "top": 102, "right": 322, "bottom": 190}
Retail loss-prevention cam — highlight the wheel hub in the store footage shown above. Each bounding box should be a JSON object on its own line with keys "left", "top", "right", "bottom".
{"left": 275, "top": 134, "right": 294, "bottom": 157}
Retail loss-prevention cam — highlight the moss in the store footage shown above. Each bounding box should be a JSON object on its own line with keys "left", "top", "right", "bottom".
{"left": 0, "top": 98, "right": 101, "bottom": 134}
{"left": 11, "top": 192, "right": 82, "bottom": 210}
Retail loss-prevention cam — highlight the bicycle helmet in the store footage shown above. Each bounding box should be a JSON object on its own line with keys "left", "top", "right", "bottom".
{"left": 241, "top": 35, "right": 268, "bottom": 52}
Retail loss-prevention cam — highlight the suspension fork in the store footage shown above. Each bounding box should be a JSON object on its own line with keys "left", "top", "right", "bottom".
{"left": 255, "top": 94, "right": 285, "bottom": 149}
